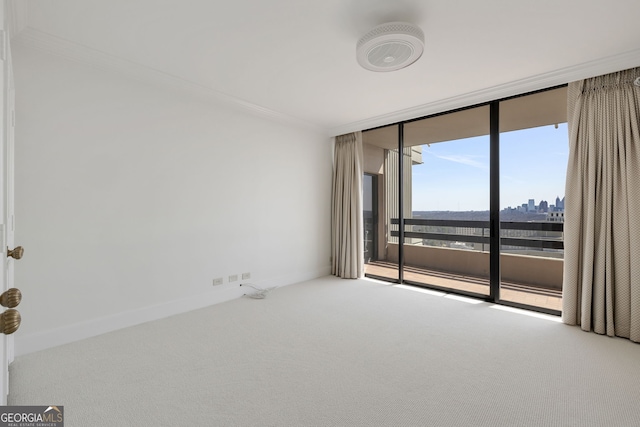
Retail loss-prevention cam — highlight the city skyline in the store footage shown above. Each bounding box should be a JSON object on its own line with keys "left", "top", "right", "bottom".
{"left": 502, "top": 195, "right": 565, "bottom": 212}
{"left": 411, "top": 123, "right": 569, "bottom": 211}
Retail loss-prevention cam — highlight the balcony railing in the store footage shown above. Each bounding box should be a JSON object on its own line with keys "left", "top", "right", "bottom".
{"left": 390, "top": 218, "right": 563, "bottom": 251}
{"left": 366, "top": 218, "right": 564, "bottom": 311}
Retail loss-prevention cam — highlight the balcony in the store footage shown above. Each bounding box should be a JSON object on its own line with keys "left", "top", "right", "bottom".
{"left": 365, "top": 218, "right": 563, "bottom": 312}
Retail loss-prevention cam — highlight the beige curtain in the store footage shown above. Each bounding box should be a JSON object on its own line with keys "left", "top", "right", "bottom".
{"left": 331, "top": 131, "right": 364, "bottom": 279}
{"left": 563, "top": 67, "right": 640, "bottom": 342}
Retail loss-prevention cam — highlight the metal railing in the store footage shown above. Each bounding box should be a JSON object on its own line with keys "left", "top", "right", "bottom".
{"left": 390, "top": 218, "right": 563, "bottom": 250}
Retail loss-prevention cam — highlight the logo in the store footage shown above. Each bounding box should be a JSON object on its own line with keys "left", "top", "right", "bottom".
{"left": 0, "top": 405, "right": 64, "bottom": 427}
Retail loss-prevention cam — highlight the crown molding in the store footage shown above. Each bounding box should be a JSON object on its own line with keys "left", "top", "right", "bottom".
{"left": 12, "top": 27, "right": 640, "bottom": 139}
{"left": 330, "top": 48, "right": 640, "bottom": 136}
{"left": 12, "top": 27, "right": 327, "bottom": 135}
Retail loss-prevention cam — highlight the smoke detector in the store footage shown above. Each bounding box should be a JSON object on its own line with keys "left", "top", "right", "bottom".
{"left": 356, "top": 22, "right": 425, "bottom": 72}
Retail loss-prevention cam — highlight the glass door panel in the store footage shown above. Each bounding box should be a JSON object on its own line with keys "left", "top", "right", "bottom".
{"left": 362, "top": 125, "right": 400, "bottom": 282}
{"left": 363, "top": 173, "right": 377, "bottom": 264}
{"left": 403, "top": 106, "right": 491, "bottom": 297}
{"left": 499, "top": 87, "right": 568, "bottom": 312}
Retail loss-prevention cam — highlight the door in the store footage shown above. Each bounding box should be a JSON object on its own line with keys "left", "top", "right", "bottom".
{"left": 362, "top": 125, "right": 402, "bottom": 282}
{"left": 363, "top": 173, "right": 378, "bottom": 264}
{"left": 0, "top": 2, "right": 22, "bottom": 404}
{"left": 402, "top": 105, "right": 491, "bottom": 297}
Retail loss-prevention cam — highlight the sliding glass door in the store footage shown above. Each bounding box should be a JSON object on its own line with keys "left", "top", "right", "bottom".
{"left": 402, "top": 106, "right": 491, "bottom": 297}
{"left": 362, "top": 125, "right": 401, "bottom": 282}
{"left": 498, "top": 87, "right": 567, "bottom": 311}
{"left": 362, "top": 85, "right": 567, "bottom": 314}
{"left": 363, "top": 173, "right": 378, "bottom": 264}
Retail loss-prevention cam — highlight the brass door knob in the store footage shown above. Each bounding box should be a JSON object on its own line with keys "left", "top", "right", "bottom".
{"left": 0, "top": 309, "right": 20, "bottom": 335}
{"left": 7, "top": 246, "right": 24, "bottom": 260}
{"left": 0, "top": 288, "right": 21, "bottom": 308}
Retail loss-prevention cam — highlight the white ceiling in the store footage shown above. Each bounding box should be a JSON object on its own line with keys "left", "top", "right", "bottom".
{"left": 10, "top": 0, "right": 640, "bottom": 136}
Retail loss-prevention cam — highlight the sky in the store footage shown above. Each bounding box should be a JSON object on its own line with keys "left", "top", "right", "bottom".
{"left": 411, "top": 123, "right": 569, "bottom": 211}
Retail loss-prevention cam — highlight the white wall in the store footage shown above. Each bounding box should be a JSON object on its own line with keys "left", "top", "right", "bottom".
{"left": 12, "top": 46, "right": 332, "bottom": 355}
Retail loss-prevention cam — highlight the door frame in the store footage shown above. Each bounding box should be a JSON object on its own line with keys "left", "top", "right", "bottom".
{"left": 0, "top": 0, "right": 17, "bottom": 404}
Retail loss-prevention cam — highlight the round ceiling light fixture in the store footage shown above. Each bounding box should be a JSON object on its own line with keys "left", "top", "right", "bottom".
{"left": 356, "top": 22, "right": 425, "bottom": 72}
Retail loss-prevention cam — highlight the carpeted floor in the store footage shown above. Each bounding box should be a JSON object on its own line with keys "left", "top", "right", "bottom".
{"left": 9, "top": 276, "right": 640, "bottom": 426}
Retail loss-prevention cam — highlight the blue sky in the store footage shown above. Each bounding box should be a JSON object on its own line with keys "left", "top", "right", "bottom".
{"left": 411, "top": 123, "right": 569, "bottom": 211}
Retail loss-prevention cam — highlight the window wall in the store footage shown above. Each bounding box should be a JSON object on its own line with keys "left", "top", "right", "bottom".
{"left": 498, "top": 88, "right": 567, "bottom": 311}
{"left": 362, "top": 86, "right": 567, "bottom": 314}
{"left": 362, "top": 125, "right": 400, "bottom": 282}
{"left": 402, "top": 106, "right": 491, "bottom": 298}
{"left": 363, "top": 173, "right": 378, "bottom": 264}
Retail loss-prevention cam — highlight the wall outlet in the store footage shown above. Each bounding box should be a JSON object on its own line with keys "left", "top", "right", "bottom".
{"left": 242, "top": 272, "right": 251, "bottom": 280}
{"left": 229, "top": 274, "right": 238, "bottom": 282}
{"left": 213, "top": 277, "right": 223, "bottom": 286}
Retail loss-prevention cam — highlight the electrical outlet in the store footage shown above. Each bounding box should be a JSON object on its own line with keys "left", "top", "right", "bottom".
{"left": 213, "top": 277, "right": 223, "bottom": 286}
{"left": 229, "top": 274, "right": 238, "bottom": 282}
{"left": 242, "top": 272, "right": 251, "bottom": 280}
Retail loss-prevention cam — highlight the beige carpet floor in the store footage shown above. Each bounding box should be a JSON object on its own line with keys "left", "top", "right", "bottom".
{"left": 9, "top": 276, "right": 640, "bottom": 426}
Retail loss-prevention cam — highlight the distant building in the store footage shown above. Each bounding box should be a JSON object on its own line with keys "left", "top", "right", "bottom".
{"left": 539, "top": 200, "right": 549, "bottom": 212}
{"left": 547, "top": 211, "right": 564, "bottom": 222}
{"left": 528, "top": 199, "right": 535, "bottom": 212}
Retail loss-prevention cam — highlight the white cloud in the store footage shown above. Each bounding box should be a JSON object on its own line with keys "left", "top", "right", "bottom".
{"left": 432, "top": 153, "right": 488, "bottom": 170}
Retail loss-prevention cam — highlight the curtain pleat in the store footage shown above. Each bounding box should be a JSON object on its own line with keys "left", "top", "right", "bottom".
{"left": 563, "top": 67, "right": 640, "bottom": 342}
{"left": 331, "top": 132, "right": 364, "bottom": 279}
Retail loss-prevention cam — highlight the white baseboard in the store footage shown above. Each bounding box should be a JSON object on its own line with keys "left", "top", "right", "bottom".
{"left": 253, "top": 266, "right": 331, "bottom": 289}
{"left": 15, "top": 267, "right": 330, "bottom": 357}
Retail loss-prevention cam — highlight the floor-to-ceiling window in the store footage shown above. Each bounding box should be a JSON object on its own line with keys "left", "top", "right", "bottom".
{"left": 363, "top": 86, "right": 567, "bottom": 314}
{"left": 362, "top": 125, "right": 401, "bottom": 282}
{"left": 363, "top": 173, "right": 378, "bottom": 264}
{"left": 402, "top": 105, "right": 491, "bottom": 298}
{"left": 498, "top": 87, "right": 567, "bottom": 311}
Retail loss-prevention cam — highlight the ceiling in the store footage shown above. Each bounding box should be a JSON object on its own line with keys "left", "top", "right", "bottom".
{"left": 9, "top": 0, "right": 640, "bottom": 136}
